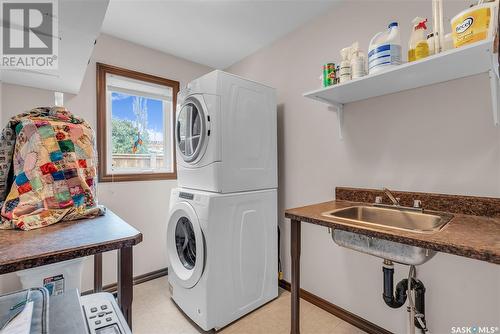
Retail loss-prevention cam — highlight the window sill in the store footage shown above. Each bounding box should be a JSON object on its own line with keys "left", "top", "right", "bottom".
{"left": 99, "top": 172, "right": 177, "bottom": 182}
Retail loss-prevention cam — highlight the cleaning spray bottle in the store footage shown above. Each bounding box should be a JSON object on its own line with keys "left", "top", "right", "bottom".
{"left": 408, "top": 17, "right": 429, "bottom": 62}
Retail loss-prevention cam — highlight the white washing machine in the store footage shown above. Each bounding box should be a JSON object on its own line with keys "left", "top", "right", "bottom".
{"left": 176, "top": 70, "right": 277, "bottom": 193}
{"left": 166, "top": 187, "right": 278, "bottom": 331}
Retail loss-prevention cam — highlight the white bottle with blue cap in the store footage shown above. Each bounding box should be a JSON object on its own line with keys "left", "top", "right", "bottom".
{"left": 368, "top": 22, "right": 402, "bottom": 74}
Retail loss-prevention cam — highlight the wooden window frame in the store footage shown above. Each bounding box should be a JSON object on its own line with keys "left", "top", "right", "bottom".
{"left": 96, "top": 63, "right": 179, "bottom": 182}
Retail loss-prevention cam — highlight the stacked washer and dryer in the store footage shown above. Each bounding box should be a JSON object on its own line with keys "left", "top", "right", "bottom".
{"left": 166, "top": 70, "right": 278, "bottom": 331}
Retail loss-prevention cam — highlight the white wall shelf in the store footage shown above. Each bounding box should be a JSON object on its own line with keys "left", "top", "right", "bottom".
{"left": 304, "top": 39, "right": 499, "bottom": 139}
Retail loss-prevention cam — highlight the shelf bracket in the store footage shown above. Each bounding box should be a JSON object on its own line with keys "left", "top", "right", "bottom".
{"left": 315, "top": 96, "right": 344, "bottom": 139}
{"left": 489, "top": 70, "right": 499, "bottom": 126}
{"left": 335, "top": 103, "right": 344, "bottom": 140}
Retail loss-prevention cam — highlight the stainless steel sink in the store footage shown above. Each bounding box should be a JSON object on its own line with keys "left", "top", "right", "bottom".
{"left": 331, "top": 229, "right": 436, "bottom": 265}
{"left": 323, "top": 205, "right": 452, "bottom": 233}
{"left": 324, "top": 205, "right": 453, "bottom": 265}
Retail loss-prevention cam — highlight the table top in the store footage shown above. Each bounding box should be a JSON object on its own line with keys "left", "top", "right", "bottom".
{"left": 0, "top": 209, "right": 143, "bottom": 274}
{"left": 285, "top": 200, "right": 500, "bottom": 265}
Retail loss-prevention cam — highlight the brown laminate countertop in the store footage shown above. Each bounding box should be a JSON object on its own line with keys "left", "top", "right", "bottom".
{"left": 0, "top": 209, "right": 143, "bottom": 274}
{"left": 285, "top": 200, "right": 500, "bottom": 265}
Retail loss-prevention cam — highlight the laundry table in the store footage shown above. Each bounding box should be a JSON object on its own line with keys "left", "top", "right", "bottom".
{"left": 0, "top": 209, "right": 142, "bottom": 328}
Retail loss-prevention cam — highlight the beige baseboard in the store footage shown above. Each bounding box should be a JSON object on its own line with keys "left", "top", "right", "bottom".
{"left": 279, "top": 279, "right": 393, "bottom": 334}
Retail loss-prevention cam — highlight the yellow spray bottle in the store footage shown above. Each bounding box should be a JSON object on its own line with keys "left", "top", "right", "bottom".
{"left": 408, "top": 17, "right": 429, "bottom": 62}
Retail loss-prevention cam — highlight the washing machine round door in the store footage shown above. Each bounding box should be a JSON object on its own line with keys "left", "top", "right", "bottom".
{"left": 167, "top": 202, "right": 205, "bottom": 288}
{"left": 176, "top": 96, "right": 209, "bottom": 163}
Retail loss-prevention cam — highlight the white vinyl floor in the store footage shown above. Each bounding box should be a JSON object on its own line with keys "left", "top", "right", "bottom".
{"left": 132, "top": 277, "right": 367, "bottom": 334}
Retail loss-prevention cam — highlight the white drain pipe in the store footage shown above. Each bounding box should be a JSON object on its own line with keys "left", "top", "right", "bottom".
{"left": 54, "top": 92, "right": 64, "bottom": 107}
{"left": 407, "top": 265, "right": 416, "bottom": 334}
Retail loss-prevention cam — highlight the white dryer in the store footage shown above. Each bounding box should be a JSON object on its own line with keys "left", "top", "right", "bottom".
{"left": 166, "top": 187, "right": 278, "bottom": 331}
{"left": 175, "top": 70, "right": 277, "bottom": 193}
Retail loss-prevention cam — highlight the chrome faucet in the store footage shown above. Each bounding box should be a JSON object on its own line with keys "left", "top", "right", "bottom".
{"left": 383, "top": 188, "right": 400, "bottom": 207}
{"left": 374, "top": 187, "right": 423, "bottom": 213}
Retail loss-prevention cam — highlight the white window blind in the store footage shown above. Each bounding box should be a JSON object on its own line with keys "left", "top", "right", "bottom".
{"left": 107, "top": 74, "right": 172, "bottom": 102}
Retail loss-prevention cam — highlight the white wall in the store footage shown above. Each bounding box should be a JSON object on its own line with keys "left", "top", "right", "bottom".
{"left": 0, "top": 34, "right": 212, "bottom": 293}
{"left": 227, "top": 1, "right": 500, "bottom": 333}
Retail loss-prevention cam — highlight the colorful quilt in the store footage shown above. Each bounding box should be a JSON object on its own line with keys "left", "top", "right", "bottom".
{"left": 0, "top": 107, "right": 104, "bottom": 230}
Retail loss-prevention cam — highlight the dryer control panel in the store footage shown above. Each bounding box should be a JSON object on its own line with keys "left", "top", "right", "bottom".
{"left": 179, "top": 191, "right": 194, "bottom": 200}
{"left": 80, "top": 292, "right": 131, "bottom": 334}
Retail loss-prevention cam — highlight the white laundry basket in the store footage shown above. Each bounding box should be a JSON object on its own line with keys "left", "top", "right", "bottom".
{"left": 16, "top": 257, "right": 86, "bottom": 296}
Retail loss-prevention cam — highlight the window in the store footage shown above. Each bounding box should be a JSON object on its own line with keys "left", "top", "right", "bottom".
{"left": 96, "top": 63, "right": 179, "bottom": 182}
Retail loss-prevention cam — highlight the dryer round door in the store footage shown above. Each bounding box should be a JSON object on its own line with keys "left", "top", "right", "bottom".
{"left": 176, "top": 95, "right": 209, "bottom": 164}
{"left": 167, "top": 202, "right": 205, "bottom": 288}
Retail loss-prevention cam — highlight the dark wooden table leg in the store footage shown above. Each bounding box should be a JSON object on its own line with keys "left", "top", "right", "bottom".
{"left": 291, "top": 219, "right": 301, "bottom": 334}
{"left": 94, "top": 253, "right": 103, "bottom": 293}
{"left": 118, "top": 246, "right": 133, "bottom": 329}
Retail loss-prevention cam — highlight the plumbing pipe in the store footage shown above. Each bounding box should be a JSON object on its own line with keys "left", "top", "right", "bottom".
{"left": 407, "top": 265, "right": 428, "bottom": 333}
{"left": 413, "top": 279, "right": 427, "bottom": 331}
{"left": 407, "top": 266, "right": 415, "bottom": 334}
{"left": 432, "top": 0, "right": 438, "bottom": 53}
{"left": 382, "top": 260, "right": 408, "bottom": 308}
{"left": 54, "top": 92, "right": 64, "bottom": 107}
{"left": 382, "top": 262, "right": 428, "bottom": 333}
{"left": 438, "top": 0, "right": 445, "bottom": 53}
{"left": 432, "top": 0, "right": 441, "bottom": 54}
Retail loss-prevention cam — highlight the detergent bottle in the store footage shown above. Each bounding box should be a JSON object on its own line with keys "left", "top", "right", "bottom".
{"left": 408, "top": 17, "right": 429, "bottom": 62}
{"left": 368, "top": 22, "right": 402, "bottom": 74}
{"left": 350, "top": 42, "right": 367, "bottom": 79}
{"left": 339, "top": 46, "right": 352, "bottom": 83}
{"left": 451, "top": 0, "right": 499, "bottom": 48}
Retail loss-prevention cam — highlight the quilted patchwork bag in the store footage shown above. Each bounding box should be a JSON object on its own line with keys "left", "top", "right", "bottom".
{"left": 0, "top": 107, "right": 104, "bottom": 230}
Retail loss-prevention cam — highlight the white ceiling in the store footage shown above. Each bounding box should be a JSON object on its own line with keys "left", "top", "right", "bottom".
{"left": 101, "top": 0, "right": 337, "bottom": 69}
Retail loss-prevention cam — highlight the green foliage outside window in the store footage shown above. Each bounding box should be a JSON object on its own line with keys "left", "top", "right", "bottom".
{"left": 111, "top": 118, "right": 151, "bottom": 154}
